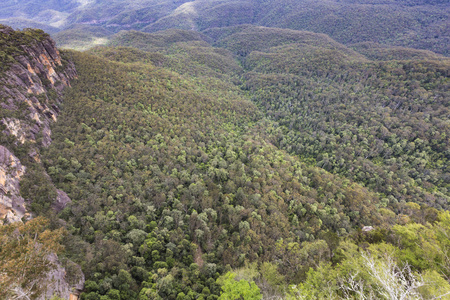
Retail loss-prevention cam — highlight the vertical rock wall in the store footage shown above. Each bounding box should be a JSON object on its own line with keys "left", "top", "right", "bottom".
{"left": 0, "top": 25, "right": 84, "bottom": 299}
{"left": 0, "top": 145, "right": 27, "bottom": 223}
{"left": 0, "top": 25, "right": 77, "bottom": 223}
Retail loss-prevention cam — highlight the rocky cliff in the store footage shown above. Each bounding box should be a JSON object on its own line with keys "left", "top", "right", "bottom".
{"left": 0, "top": 25, "right": 77, "bottom": 224}
{"left": 0, "top": 145, "right": 26, "bottom": 223}
{"left": 0, "top": 25, "right": 83, "bottom": 299}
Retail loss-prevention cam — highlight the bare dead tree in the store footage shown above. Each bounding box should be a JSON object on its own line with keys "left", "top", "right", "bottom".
{"left": 340, "top": 253, "right": 424, "bottom": 300}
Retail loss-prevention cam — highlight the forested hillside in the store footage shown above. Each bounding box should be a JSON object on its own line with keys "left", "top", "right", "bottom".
{"left": 44, "top": 46, "right": 387, "bottom": 299}
{"left": 108, "top": 26, "right": 450, "bottom": 212}
{"left": 15, "top": 23, "right": 441, "bottom": 298}
{"left": 1, "top": 0, "right": 448, "bottom": 55}
{"left": 0, "top": 3, "right": 449, "bottom": 299}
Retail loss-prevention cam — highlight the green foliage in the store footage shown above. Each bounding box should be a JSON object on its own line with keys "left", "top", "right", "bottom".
{"left": 20, "top": 164, "right": 58, "bottom": 215}
{"left": 351, "top": 42, "right": 447, "bottom": 61}
{"left": 288, "top": 211, "right": 450, "bottom": 299}
{"left": 418, "top": 270, "right": 450, "bottom": 299}
{"left": 1, "top": 18, "right": 446, "bottom": 299}
{"left": 43, "top": 42, "right": 387, "bottom": 298}
{"left": 251, "top": 0, "right": 449, "bottom": 55}
{"left": 217, "top": 272, "right": 261, "bottom": 300}
{"left": 225, "top": 25, "right": 450, "bottom": 210}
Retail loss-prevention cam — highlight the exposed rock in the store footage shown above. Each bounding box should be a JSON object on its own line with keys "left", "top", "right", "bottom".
{"left": 362, "top": 226, "right": 374, "bottom": 232}
{"left": 0, "top": 26, "right": 77, "bottom": 220}
{"left": 0, "top": 26, "right": 84, "bottom": 299}
{"left": 40, "top": 254, "right": 84, "bottom": 300}
{"left": 53, "top": 189, "right": 72, "bottom": 212}
{"left": 0, "top": 26, "right": 77, "bottom": 148}
{"left": 0, "top": 145, "right": 28, "bottom": 224}
{"left": 1, "top": 118, "right": 28, "bottom": 144}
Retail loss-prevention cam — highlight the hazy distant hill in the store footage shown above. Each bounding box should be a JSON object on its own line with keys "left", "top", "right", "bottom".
{"left": 254, "top": 0, "right": 449, "bottom": 55}
{"left": 1, "top": 0, "right": 448, "bottom": 55}
{"left": 52, "top": 24, "right": 113, "bottom": 50}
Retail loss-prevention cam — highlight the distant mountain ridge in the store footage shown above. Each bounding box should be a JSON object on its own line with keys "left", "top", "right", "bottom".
{"left": 1, "top": 0, "right": 448, "bottom": 55}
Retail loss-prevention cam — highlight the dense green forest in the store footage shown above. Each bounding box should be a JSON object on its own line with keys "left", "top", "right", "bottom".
{"left": 42, "top": 47, "right": 383, "bottom": 299}
{"left": 107, "top": 26, "right": 450, "bottom": 211}
{"left": 0, "top": 11, "right": 449, "bottom": 300}
{"left": 25, "top": 25, "right": 447, "bottom": 299}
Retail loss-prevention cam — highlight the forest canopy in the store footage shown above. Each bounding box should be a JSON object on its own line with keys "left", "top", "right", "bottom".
{"left": 0, "top": 17, "right": 448, "bottom": 299}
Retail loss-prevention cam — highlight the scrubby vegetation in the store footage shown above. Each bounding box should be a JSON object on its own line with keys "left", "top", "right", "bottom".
{"left": 0, "top": 217, "right": 66, "bottom": 299}
{"left": 0, "top": 24, "right": 49, "bottom": 71}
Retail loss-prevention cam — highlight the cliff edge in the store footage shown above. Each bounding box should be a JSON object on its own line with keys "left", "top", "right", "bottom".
{"left": 0, "top": 25, "right": 83, "bottom": 299}
{"left": 0, "top": 25, "right": 76, "bottom": 223}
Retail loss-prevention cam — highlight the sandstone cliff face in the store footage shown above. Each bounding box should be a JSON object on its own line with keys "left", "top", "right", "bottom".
{"left": 0, "top": 26, "right": 77, "bottom": 223}
{"left": 0, "top": 26, "right": 84, "bottom": 299}
{"left": 0, "top": 145, "right": 27, "bottom": 223}
{"left": 1, "top": 26, "right": 77, "bottom": 148}
{"left": 42, "top": 254, "right": 85, "bottom": 300}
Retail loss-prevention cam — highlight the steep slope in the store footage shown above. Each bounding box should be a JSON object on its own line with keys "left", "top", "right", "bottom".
{"left": 0, "top": 25, "right": 77, "bottom": 223}
{"left": 0, "top": 25, "right": 83, "bottom": 300}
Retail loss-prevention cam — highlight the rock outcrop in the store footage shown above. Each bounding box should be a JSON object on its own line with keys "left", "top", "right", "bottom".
{"left": 0, "top": 25, "right": 84, "bottom": 299}
{"left": 0, "top": 25, "right": 76, "bottom": 223}
{"left": 42, "top": 254, "right": 85, "bottom": 300}
{"left": 0, "top": 25, "right": 77, "bottom": 148}
{"left": 0, "top": 145, "right": 27, "bottom": 223}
